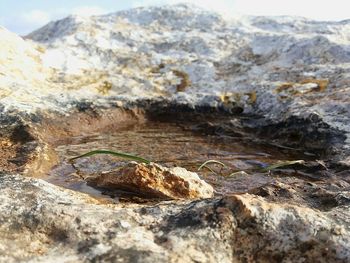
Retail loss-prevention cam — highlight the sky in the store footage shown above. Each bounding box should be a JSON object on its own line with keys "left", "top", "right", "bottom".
{"left": 1, "top": 0, "right": 349, "bottom": 35}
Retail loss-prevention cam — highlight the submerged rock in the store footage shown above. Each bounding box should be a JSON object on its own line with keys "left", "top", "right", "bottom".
{"left": 87, "top": 162, "right": 214, "bottom": 199}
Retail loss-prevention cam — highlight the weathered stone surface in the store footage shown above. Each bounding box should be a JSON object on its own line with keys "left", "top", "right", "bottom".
{"left": 0, "top": 174, "right": 349, "bottom": 262}
{"left": 0, "top": 3, "right": 350, "bottom": 262}
{"left": 87, "top": 162, "right": 214, "bottom": 199}
{"left": 0, "top": 4, "right": 349, "bottom": 160}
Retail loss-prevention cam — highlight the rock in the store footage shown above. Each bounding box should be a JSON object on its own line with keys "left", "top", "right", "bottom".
{"left": 0, "top": 3, "right": 350, "bottom": 262}
{"left": 1, "top": 174, "right": 349, "bottom": 262}
{"left": 87, "top": 162, "right": 214, "bottom": 199}
{"left": 1, "top": 4, "right": 349, "bottom": 159}
{"left": 222, "top": 194, "right": 350, "bottom": 262}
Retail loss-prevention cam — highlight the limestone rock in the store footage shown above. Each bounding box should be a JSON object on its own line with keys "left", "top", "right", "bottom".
{"left": 0, "top": 4, "right": 349, "bottom": 158}
{"left": 88, "top": 162, "right": 214, "bottom": 199}
{"left": 0, "top": 174, "right": 349, "bottom": 262}
{"left": 0, "top": 3, "right": 350, "bottom": 262}
{"left": 23, "top": 4, "right": 350, "bottom": 159}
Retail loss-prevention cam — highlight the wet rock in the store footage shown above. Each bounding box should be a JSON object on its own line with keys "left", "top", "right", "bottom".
{"left": 254, "top": 115, "right": 347, "bottom": 157}
{"left": 87, "top": 162, "right": 214, "bottom": 200}
{"left": 249, "top": 180, "right": 350, "bottom": 211}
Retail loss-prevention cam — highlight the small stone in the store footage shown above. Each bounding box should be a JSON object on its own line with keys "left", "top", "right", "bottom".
{"left": 87, "top": 162, "right": 214, "bottom": 200}
{"left": 120, "top": 221, "right": 131, "bottom": 229}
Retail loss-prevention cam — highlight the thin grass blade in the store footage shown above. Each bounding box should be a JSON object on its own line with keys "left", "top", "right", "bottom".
{"left": 198, "top": 160, "right": 226, "bottom": 171}
{"left": 227, "top": 171, "right": 249, "bottom": 177}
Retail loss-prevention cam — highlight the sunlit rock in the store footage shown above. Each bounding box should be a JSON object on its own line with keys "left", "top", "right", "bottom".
{"left": 0, "top": 3, "right": 350, "bottom": 262}
{"left": 88, "top": 162, "right": 214, "bottom": 199}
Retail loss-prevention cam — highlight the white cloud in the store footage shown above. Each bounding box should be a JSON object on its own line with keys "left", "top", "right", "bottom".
{"left": 3, "top": 0, "right": 349, "bottom": 36}
{"left": 132, "top": 0, "right": 236, "bottom": 17}
{"left": 1, "top": 10, "right": 52, "bottom": 35}
{"left": 22, "top": 10, "right": 51, "bottom": 26}
{"left": 72, "top": 6, "right": 107, "bottom": 17}
{"left": 132, "top": 0, "right": 350, "bottom": 21}
{"left": 2, "top": 5, "right": 109, "bottom": 35}
{"left": 235, "top": 0, "right": 350, "bottom": 20}
{"left": 132, "top": 0, "right": 166, "bottom": 7}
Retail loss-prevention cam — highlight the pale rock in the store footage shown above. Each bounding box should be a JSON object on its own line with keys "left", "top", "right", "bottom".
{"left": 0, "top": 174, "right": 349, "bottom": 262}
{"left": 88, "top": 162, "right": 214, "bottom": 199}
{"left": 0, "top": 3, "right": 350, "bottom": 262}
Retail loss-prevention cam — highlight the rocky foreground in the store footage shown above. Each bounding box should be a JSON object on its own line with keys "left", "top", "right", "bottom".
{"left": 0, "top": 4, "right": 350, "bottom": 262}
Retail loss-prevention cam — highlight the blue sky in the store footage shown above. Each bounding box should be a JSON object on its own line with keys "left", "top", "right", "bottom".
{"left": 0, "top": 0, "right": 132, "bottom": 34}
{"left": 1, "top": 0, "right": 349, "bottom": 35}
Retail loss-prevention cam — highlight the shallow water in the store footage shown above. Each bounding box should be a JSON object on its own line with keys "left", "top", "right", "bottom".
{"left": 47, "top": 121, "right": 314, "bottom": 200}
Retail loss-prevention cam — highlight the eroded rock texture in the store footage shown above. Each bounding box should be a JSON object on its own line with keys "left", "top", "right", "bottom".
{"left": 0, "top": 3, "right": 349, "bottom": 262}
{"left": 0, "top": 174, "right": 349, "bottom": 262}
